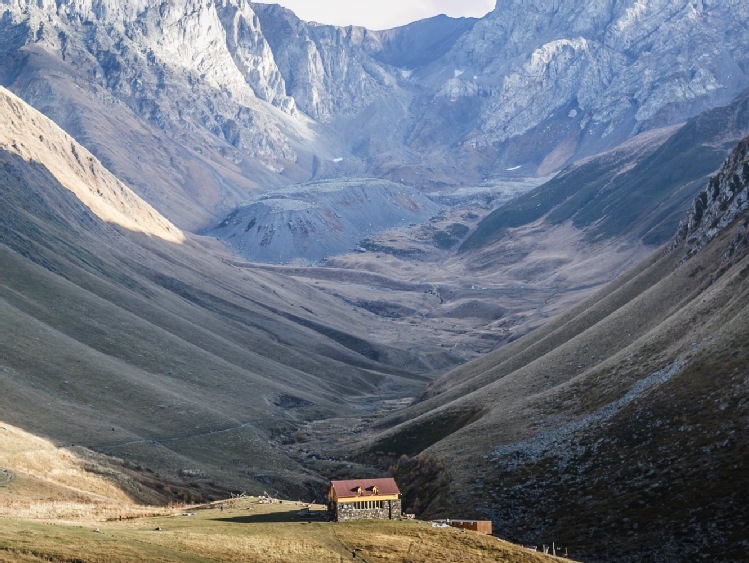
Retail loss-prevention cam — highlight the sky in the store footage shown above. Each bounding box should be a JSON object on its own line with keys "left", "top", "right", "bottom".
{"left": 252, "top": 1, "right": 496, "bottom": 30}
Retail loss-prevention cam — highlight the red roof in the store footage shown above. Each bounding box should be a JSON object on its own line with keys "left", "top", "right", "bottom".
{"left": 329, "top": 478, "right": 400, "bottom": 499}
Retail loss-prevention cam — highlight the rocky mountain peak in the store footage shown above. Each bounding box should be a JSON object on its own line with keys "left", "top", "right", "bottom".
{"left": 675, "top": 134, "right": 749, "bottom": 261}
{"left": 3, "top": 0, "right": 294, "bottom": 111}
{"left": 4, "top": 0, "right": 749, "bottom": 230}
{"left": 443, "top": 0, "right": 749, "bottom": 162}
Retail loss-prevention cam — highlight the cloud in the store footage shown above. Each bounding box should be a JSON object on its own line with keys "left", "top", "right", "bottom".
{"left": 252, "top": 1, "right": 496, "bottom": 30}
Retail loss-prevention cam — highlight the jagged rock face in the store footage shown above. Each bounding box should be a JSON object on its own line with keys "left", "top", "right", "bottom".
{"left": 4, "top": 0, "right": 294, "bottom": 111}
{"left": 251, "top": 8, "right": 477, "bottom": 124}
{"left": 432, "top": 0, "right": 749, "bottom": 167}
{"left": 0, "top": 0, "right": 297, "bottom": 171}
{"left": 252, "top": 4, "right": 402, "bottom": 124}
{"left": 676, "top": 135, "right": 749, "bottom": 260}
{"left": 207, "top": 179, "right": 441, "bottom": 264}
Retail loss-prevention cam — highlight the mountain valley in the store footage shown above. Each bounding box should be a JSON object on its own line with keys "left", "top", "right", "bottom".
{"left": 2, "top": 1, "right": 749, "bottom": 561}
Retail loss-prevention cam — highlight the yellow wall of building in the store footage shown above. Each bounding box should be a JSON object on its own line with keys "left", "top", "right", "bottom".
{"left": 337, "top": 494, "right": 400, "bottom": 503}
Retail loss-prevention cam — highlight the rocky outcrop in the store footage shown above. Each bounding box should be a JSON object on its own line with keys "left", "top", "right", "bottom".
{"left": 675, "top": 135, "right": 749, "bottom": 260}
{"left": 207, "top": 179, "right": 441, "bottom": 264}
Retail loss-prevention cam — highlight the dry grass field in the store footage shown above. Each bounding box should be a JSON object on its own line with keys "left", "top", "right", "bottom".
{"left": 0, "top": 499, "right": 564, "bottom": 563}
{"left": 0, "top": 423, "right": 174, "bottom": 521}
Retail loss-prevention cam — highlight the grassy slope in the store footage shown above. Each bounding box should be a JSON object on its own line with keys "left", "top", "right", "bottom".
{"left": 0, "top": 500, "right": 563, "bottom": 563}
{"left": 0, "top": 424, "right": 561, "bottom": 563}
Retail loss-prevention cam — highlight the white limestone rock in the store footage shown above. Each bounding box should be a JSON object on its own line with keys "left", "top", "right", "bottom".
{"left": 252, "top": 4, "right": 400, "bottom": 124}
{"left": 1, "top": 0, "right": 298, "bottom": 171}
{"left": 441, "top": 0, "right": 749, "bottom": 150}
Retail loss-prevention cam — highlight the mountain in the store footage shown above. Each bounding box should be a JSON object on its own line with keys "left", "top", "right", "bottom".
{"left": 0, "top": 0, "right": 347, "bottom": 231}
{"left": 2, "top": 0, "right": 749, "bottom": 235}
{"left": 252, "top": 0, "right": 749, "bottom": 183}
{"left": 359, "top": 135, "right": 749, "bottom": 561}
{"left": 3, "top": 1, "right": 749, "bottom": 558}
{"left": 7, "top": 0, "right": 739, "bottom": 389}
{"left": 435, "top": 0, "right": 749, "bottom": 173}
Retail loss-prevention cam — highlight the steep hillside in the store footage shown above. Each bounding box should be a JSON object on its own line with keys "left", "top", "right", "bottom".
{"left": 462, "top": 88, "right": 749, "bottom": 253}
{"left": 0, "top": 87, "right": 183, "bottom": 243}
{"left": 676, "top": 136, "right": 749, "bottom": 260}
{"left": 358, "top": 136, "right": 749, "bottom": 562}
{"left": 0, "top": 87, "right": 449, "bottom": 500}
{"left": 0, "top": 422, "right": 190, "bottom": 518}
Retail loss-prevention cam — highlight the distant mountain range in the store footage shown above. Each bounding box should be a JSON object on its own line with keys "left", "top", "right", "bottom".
{"left": 2, "top": 0, "right": 749, "bottom": 232}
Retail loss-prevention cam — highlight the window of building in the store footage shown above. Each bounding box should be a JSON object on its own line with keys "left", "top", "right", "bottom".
{"left": 350, "top": 500, "right": 385, "bottom": 510}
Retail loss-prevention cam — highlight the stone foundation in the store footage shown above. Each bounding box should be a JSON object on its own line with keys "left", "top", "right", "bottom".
{"left": 332, "top": 499, "right": 402, "bottom": 522}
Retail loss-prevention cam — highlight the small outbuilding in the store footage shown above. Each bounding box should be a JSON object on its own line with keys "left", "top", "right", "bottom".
{"left": 435, "top": 519, "right": 493, "bottom": 535}
{"left": 327, "top": 478, "right": 402, "bottom": 522}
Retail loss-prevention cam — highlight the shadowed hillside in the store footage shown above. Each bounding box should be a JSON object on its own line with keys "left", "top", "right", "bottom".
{"left": 359, "top": 135, "right": 749, "bottom": 562}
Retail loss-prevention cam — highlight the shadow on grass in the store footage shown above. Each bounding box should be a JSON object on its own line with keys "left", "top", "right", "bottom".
{"left": 212, "top": 509, "right": 329, "bottom": 524}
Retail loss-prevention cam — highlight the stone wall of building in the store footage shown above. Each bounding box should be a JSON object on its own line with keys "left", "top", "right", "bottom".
{"left": 334, "top": 499, "right": 402, "bottom": 522}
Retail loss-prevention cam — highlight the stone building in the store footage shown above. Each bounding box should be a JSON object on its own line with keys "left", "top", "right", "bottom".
{"left": 327, "top": 478, "right": 402, "bottom": 522}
